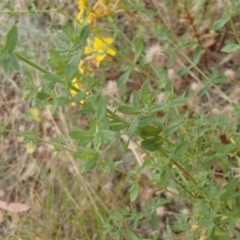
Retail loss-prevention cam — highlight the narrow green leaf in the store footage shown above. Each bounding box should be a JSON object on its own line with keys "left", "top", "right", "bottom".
{"left": 73, "top": 90, "right": 87, "bottom": 103}
{"left": 147, "top": 102, "right": 166, "bottom": 112}
{"left": 182, "top": 40, "right": 197, "bottom": 48}
{"left": 165, "top": 119, "right": 184, "bottom": 136}
{"left": 141, "top": 138, "right": 162, "bottom": 152}
{"left": 132, "top": 90, "right": 141, "bottom": 109}
{"left": 175, "top": 142, "right": 189, "bottom": 158}
{"left": 138, "top": 112, "right": 157, "bottom": 127}
{"left": 177, "top": 66, "right": 192, "bottom": 76}
{"left": 166, "top": 220, "right": 173, "bottom": 238}
{"left": 129, "top": 118, "right": 139, "bottom": 135}
{"left": 134, "top": 38, "right": 144, "bottom": 63}
{"left": 198, "top": 83, "right": 210, "bottom": 97}
{"left": 221, "top": 44, "right": 240, "bottom": 53}
{"left": 125, "top": 229, "right": 139, "bottom": 240}
{"left": 73, "top": 149, "right": 99, "bottom": 172}
{"left": 96, "top": 130, "right": 115, "bottom": 143}
{"left": 118, "top": 105, "right": 140, "bottom": 114}
{"left": 79, "top": 25, "right": 91, "bottom": 45}
{"left": 97, "top": 97, "right": 107, "bottom": 121}
{"left": 151, "top": 212, "right": 159, "bottom": 230}
{"left": 130, "top": 182, "right": 139, "bottom": 202}
{"left": 213, "top": 16, "right": 230, "bottom": 30}
{"left": 212, "top": 75, "right": 227, "bottom": 84}
{"left": 117, "top": 68, "right": 132, "bottom": 88}
{"left": 5, "top": 23, "right": 18, "bottom": 53}
{"left": 43, "top": 73, "right": 64, "bottom": 83}
{"left": 140, "top": 159, "right": 152, "bottom": 174}
{"left": 110, "top": 122, "right": 125, "bottom": 131}
{"left": 69, "top": 129, "right": 94, "bottom": 140}
{"left": 193, "top": 45, "right": 202, "bottom": 64}
{"left": 2, "top": 56, "right": 11, "bottom": 81}
{"left": 9, "top": 52, "right": 20, "bottom": 72}
{"left": 73, "top": 148, "right": 99, "bottom": 161}
{"left": 140, "top": 81, "right": 149, "bottom": 105}
{"left": 36, "top": 92, "right": 50, "bottom": 100}
{"left": 139, "top": 125, "right": 162, "bottom": 138}
{"left": 78, "top": 107, "right": 94, "bottom": 114}
{"left": 70, "top": 48, "right": 84, "bottom": 72}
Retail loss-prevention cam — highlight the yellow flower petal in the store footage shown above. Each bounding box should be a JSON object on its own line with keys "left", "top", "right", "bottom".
{"left": 84, "top": 36, "right": 116, "bottom": 63}
{"left": 106, "top": 47, "right": 116, "bottom": 56}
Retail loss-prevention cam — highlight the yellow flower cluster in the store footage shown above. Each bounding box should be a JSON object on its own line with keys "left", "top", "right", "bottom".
{"left": 70, "top": 0, "right": 118, "bottom": 105}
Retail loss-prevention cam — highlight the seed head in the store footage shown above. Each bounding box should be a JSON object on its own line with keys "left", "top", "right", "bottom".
{"left": 144, "top": 44, "right": 164, "bottom": 64}
{"left": 104, "top": 80, "right": 119, "bottom": 97}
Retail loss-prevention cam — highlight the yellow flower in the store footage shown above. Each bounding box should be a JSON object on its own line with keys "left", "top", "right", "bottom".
{"left": 84, "top": 36, "right": 116, "bottom": 65}
{"left": 70, "top": 65, "right": 89, "bottom": 105}
{"left": 76, "top": 0, "right": 101, "bottom": 26}
{"left": 70, "top": 77, "right": 83, "bottom": 98}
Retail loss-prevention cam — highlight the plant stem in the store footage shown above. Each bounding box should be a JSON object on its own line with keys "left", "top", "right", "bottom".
{"left": 5, "top": 128, "right": 74, "bottom": 152}
{"left": 16, "top": 53, "right": 50, "bottom": 74}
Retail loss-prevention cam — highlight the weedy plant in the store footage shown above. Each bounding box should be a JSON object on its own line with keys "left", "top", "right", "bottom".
{"left": 2, "top": 0, "right": 240, "bottom": 239}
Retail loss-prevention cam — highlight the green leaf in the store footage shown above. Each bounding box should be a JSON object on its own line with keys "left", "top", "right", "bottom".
{"left": 140, "top": 158, "right": 152, "bottom": 173}
{"left": 79, "top": 25, "right": 91, "bottom": 45}
{"left": 37, "top": 92, "right": 50, "bottom": 100}
{"left": 140, "top": 81, "right": 149, "bottom": 105}
{"left": 69, "top": 129, "right": 94, "bottom": 140}
{"left": 134, "top": 38, "right": 144, "bottom": 63}
{"left": 147, "top": 102, "right": 166, "bottom": 112}
{"left": 193, "top": 45, "right": 202, "bottom": 65}
{"left": 132, "top": 90, "right": 141, "bottom": 109}
{"left": 165, "top": 119, "right": 184, "bottom": 136}
{"left": 175, "top": 142, "right": 189, "bottom": 158}
{"left": 73, "top": 148, "right": 99, "bottom": 161}
{"left": 78, "top": 107, "right": 94, "bottom": 114}
{"left": 125, "top": 229, "right": 139, "bottom": 240}
{"left": 130, "top": 182, "right": 139, "bottom": 202}
{"left": 73, "top": 149, "right": 99, "bottom": 172}
{"left": 117, "top": 68, "right": 132, "bottom": 88}
{"left": 182, "top": 40, "right": 197, "bottom": 48}
{"left": 118, "top": 105, "right": 140, "bottom": 114}
{"left": 151, "top": 212, "right": 159, "bottom": 231}
{"left": 9, "top": 52, "right": 20, "bottom": 72}
{"left": 166, "top": 221, "right": 173, "bottom": 238}
{"left": 198, "top": 83, "right": 210, "bottom": 97}
{"left": 97, "top": 97, "right": 107, "bottom": 122}
{"left": 5, "top": 23, "right": 18, "bottom": 53}
{"left": 139, "top": 125, "right": 162, "bottom": 138}
{"left": 52, "top": 97, "right": 69, "bottom": 108}
{"left": 110, "top": 122, "right": 125, "bottom": 131}
{"left": 43, "top": 73, "right": 64, "bottom": 83}
{"left": 129, "top": 118, "right": 139, "bottom": 135}
{"left": 73, "top": 90, "right": 87, "bottom": 103}
{"left": 213, "top": 16, "right": 230, "bottom": 30}
{"left": 221, "top": 44, "right": 240, "bottom": 53}
{"left": 2, "top": 56, "right": 11, "bottom": 81}
{"left": 141, "top": 138, "right": 162, "bottom": 152}
{"left": 212, "top": 75, "right": 227, "bottom": 84}
{"left": 96, "top": 130, "right": 115, "bottom": 143}
{"left": 138, "top": 112, "right": 157, "bottom": 127}
{"left": 177, "top": 66, "right": 192, "bottom": 76}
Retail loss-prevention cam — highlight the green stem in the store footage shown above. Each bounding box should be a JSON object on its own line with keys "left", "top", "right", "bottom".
{"left": 0, "top": 8, "right": 75, "bottom": 22}
{"left": 229, "top": 17, "right": 240, "bottom": 46}
{"left": 16, "top": 53, "right": 50, "bottom": 74}
{"left": 158, "top": 147, "right": 214, "bottom": 209}
{"left": 0, "top": 10, "right": 58, "bottom": 14}
{"left": 168, "top": 40, "right": 232, "bottom": 103}
{"left": 5, "top": 128, "right": 74, "bottom": 152}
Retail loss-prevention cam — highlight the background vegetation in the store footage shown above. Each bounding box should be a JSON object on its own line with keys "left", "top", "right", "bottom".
{"left": 1, "top": 0, "right": 240, "bottom": 239}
